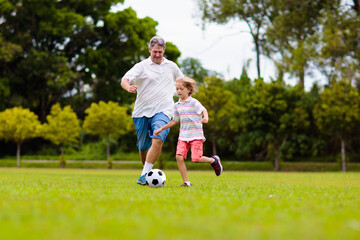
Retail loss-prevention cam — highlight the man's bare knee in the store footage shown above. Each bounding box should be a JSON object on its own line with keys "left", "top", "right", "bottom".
{"left": 152, "top": 138, "right": 163, "bottom": 148}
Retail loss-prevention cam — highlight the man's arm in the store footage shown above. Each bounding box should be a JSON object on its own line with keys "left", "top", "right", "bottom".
{"left": 121, "top": 78, "right": 137, "bottom": 93}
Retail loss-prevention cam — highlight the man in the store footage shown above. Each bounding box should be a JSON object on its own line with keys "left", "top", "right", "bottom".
{"left": 121, "top": 36, "right": 184, "bottom": 185}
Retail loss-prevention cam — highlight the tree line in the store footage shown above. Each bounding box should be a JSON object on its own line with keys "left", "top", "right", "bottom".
{"left": 1, "top": 76, "right": 360, "bottom": 172}
{"left": 1, "top": 1, "right": 359, "bottom": 171}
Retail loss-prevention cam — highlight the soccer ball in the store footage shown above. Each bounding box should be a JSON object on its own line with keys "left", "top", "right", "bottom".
{"left": 146, "top": 169, "right": 166, "bottom": 188}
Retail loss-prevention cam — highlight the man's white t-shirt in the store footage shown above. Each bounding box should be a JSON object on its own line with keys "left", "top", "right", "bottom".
{"left": 122, "top": 57, "right": 184, "bottom": 118}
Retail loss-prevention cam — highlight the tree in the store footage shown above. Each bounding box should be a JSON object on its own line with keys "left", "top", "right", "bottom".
{"left": 164, "top": 42, "right": 182, "bottom": 64}
{"left": 0, "top": 1, "right": 172, "bottom": 120}
{"left": 196, "top": 0, "right": 271, "bottom": 79}
{"left": 314, "top": 1, "right": 360, "bottom": 86}
{"left": 83, "top": 101, "right": 132, "bottom": 168}
{"left": 0, "top": 107, "right": 40, "bottom": 167}
{"left": 313, "top": 80, "right": 360, "bottom": 172}
{"left": 180, "top": 57, "right": 221, "bottom": 84}
{"left": 264, "top": 0, "right": 331, "bottom": 89}
{"left": 0, "top": 34, "right": 22, "bottom": 111}
{"left": 40, "top": 103, "right": 81, "bottom": 168}
{"left": 237, "top": 80, "right": 309, "bottom": 170}
{"left": 195, "top": 77, "right": 237, "bottom": 155}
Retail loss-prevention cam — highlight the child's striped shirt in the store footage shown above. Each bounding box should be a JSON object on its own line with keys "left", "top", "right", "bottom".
{"left": 173, "top": 96, "right": 206, "bottom": 142}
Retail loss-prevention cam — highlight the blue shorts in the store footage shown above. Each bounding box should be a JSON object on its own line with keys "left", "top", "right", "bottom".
{"left": 133, "top": 112, "right": 170, "bottom": 152}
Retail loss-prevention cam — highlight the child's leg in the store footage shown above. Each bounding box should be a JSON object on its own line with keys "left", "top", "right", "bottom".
{"left": 190, "top": 140, "right": 214, "bottom": 163}
{"left": 176, "top": 154, "right": 189, "bottom": 182}
{"left": 197, "top": 156, "right": 214, "bottom": 163}
{"left": 176, "top": 140, "right": 191, "bottom": 184}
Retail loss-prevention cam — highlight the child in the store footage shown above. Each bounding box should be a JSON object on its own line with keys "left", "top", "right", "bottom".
{"left": 154, "top": 77, "right": 223, "bottom": 187}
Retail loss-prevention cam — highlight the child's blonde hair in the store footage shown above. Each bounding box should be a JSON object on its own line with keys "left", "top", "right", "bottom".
{"left": 176, "top": 77, "right": 197, "bottom": 95}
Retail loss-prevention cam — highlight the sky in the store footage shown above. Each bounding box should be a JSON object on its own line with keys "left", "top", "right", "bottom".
{"left": 113, "top": 0, "right": 278, "bottom": 82}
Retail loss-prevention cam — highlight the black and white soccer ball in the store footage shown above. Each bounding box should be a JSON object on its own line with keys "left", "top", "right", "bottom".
{"left": 146, "top": 169, "right": 166, "bottom": 188}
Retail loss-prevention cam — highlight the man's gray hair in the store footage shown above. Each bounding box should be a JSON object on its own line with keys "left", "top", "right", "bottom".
{"left": 149, "top": 36, "right": 166, "bottom": 49}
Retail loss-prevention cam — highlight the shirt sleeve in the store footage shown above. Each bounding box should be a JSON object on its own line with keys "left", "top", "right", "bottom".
{"left": 194, "top": 99, "right": 206, "bottom": 115}
{"left": 170, "top": 61, "right": 184, "bottom": 79}
{"left": 173, "top": 105, "right": 180, "bottom": 123}
{"left": 122, "top": 62, "right": 143, "bottom": 85}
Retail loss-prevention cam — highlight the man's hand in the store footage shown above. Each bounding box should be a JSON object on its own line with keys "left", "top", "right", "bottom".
{"left": 127, "top": 85, "right": 137, "bottom": 93}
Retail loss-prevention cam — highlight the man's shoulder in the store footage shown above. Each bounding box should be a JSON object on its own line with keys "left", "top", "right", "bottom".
{"left": 162, "top": 58, "right": 179, "bottom": 67}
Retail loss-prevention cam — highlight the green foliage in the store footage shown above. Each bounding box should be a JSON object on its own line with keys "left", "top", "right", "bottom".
{"left": 197, "top": 0, "right": 271, "bottom": 78}
{"left": 235, "top": 79, "right": 309, "bottom": 167}
{"left": 83, "top": 101, "right": 132, "bottom": 167}
{"left": 0, "top": 0, "right": 168, "bottom": 118}
{"left": 314, "top": 80, "right": 360, "bottom": 137}
{"left": 315, "top": 2, "right": 360, "bottom": 85}
{"left": 180, "top": 57, "right": 220, "bottom": 84}
{"left": 264, "top": 0, "right": 330, "bottom": 87}
{"left": 164, "top": 42, "right": 181, "bottom": 64}
{"left": 39, "top": 103, "right": 81, "bottom": 167}
{"left": 40, "top": 103, "right": 81, "bottom": 146}
{"left": 195, "top": 77, "right": 238, "bottom": 155}
{"left": 0, "top": 106, "right": 40, "bottom": 143}
{"left": 0, "top": 106, "right": 41, "bottom": 166}
{"left": 83, "top": 101, "right": 132, "bottom": 138}
{"left": 314, "top": 80, "right": 360, "bottom": 171}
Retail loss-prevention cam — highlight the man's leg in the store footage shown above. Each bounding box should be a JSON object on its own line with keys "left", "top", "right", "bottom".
{"left": 139, "top": 151, "right": 147, "bottom": 166}
{"left": 137, "top": 112, "right": 169, "bottom": 185}
{"left": 145, "top": 138, "right": 163, "bottom": 164}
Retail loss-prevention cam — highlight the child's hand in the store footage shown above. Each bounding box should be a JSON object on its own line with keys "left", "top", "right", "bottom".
{"left": 154, "top": 128, "right": 162, "bottom": 135}
{"left": 201, "top": 117, "right": 208, "bottom": 123}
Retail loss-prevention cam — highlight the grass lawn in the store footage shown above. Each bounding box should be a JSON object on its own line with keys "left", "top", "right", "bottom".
{"left": 0, "top": 168, "right": 359, "bottom": 240}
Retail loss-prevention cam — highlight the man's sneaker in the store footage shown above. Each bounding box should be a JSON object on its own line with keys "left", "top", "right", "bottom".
{"left": 137, "top": 173, "right": 147, "bottom": 185}
{"left": 211, "top": 155, "right": 223, "bottom": 176}
{"left": 180, "top": 183, "right": 193, "bottom": 187}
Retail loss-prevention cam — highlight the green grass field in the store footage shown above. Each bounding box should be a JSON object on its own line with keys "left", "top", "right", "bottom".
{"left": 0, "top": 168, "right": 359, "bottom": 240}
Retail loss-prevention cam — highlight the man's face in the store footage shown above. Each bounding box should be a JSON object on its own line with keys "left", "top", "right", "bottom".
{"left": 149, "top": 44, "right": 165, "bottom": 64}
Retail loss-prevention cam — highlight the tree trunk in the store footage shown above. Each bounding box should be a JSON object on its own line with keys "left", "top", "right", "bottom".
{"left": 17, "top": 142, "right": 21, "bottom": 168}
{"left": 274, "top": 147, "right": 280, "bottom": 171}
{"left": 60, "top": 146, "right": 65, "bottom": 168}
{"left": 299, "top": 68, "right": 305, "bottom": 90}
{"left": 255, "top": 39, "right": 261, "bottom": 79}
{"left": 107, "top": 136, "right": 112, "bottom": 169}
{"left": 353, "top": 0, "right": 360, "bottom": 14}
{"left": 341, "top": 138, "right": 347, "bottom": 172}
{"left": 274, "top": 137, "right": 287, "bottom": 171}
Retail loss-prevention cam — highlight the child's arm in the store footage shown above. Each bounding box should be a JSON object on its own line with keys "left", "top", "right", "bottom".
{"left": 202, "top": 109, "right": 209, "bottom": 123}
{"left": 154, "top": 120, "right": 178, "bottom": 135}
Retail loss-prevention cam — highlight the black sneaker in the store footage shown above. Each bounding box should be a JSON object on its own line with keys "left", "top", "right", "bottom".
{"left": 211, "top": 155, "right": 223, "bottom": 176}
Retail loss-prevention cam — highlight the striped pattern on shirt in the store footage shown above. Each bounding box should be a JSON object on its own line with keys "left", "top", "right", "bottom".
{"left": 173, "top": 96, "right": 206, "bottom": 142}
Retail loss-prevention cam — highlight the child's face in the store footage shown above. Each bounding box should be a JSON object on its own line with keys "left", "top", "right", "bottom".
{"left": 176, "top": 82, "right": 191, "bottom": 100}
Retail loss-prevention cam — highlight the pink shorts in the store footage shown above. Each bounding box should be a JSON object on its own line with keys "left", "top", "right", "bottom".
{"left": 176, "top": 139, "right": 203, "bottom": 162}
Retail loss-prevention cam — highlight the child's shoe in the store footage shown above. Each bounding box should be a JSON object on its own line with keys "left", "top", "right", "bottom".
{"left": 211, "top": 155, "right": 223, "bottom": 176}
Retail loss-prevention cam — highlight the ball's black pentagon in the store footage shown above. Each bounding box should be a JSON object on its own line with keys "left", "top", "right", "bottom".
{"left": 148, "top": 171, "right": 153, "bottom": 177}
{"left": 162, "top": 180, "right": 166, "bottom": 185}
{"left": 152, "top": 179, "right": 159, "bottom": 185}
{"left": 158, "top": 171, "right": 163, "bottom": 176}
